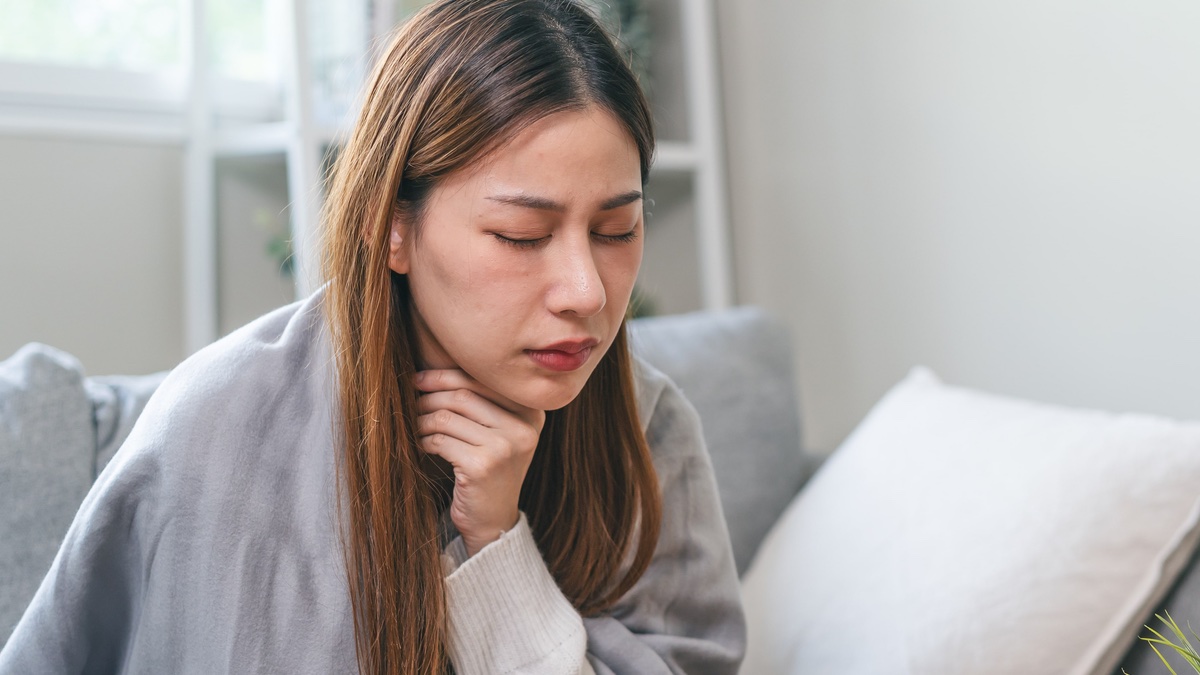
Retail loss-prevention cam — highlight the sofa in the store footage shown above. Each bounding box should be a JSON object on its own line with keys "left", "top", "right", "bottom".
{"left": 3, "top": 307, "right": 1199, "bottom": 674}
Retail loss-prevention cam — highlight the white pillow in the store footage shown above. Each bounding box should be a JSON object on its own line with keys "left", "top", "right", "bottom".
{"left": 741, "top": 367, "right": 1200, "bottom": 675}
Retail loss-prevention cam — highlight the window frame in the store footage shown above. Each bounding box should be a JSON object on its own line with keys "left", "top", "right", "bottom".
{"left": 0, "top": 0, "right": 285, "bottom": 144}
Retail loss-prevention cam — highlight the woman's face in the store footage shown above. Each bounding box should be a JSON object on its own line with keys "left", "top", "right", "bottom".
{"left": 388, "top": 106, "right": 644, "bottom": 411}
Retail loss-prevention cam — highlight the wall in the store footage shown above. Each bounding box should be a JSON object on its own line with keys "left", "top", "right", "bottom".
{"left": 6, "top": 2, "right": 1199, "bottom": 449}
{"left": 0, "top": 136, "right": 297, "bottom": 376}
{"left": 716, "top": 0, "right": 1200, "bottom": 453}
{"left": 215, "top": 155, "right": 298, "bottom": 336}
{"left": 0, "top": 135, "right": 184, "bottom": 375}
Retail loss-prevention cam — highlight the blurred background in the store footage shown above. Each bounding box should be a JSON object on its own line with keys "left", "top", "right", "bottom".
{"left": 0, "top": 0, "right": 1197, "bottom": 455}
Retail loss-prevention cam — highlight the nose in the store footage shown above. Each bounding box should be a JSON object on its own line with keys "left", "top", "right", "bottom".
{"left": 546, "top": 234, "right": 606, "bottom": 318}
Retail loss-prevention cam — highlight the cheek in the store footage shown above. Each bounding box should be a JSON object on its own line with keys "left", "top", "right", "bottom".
{"left": 408, "top": 251, "right": 477, "bottom": 344}
{"left": 600, "top": 244, "right": 643, "bottom": 298}
{"left": 416, "top": 245, "right": 533, "bottom": 326}
{"left": 418, "top": 239, "right": 489, "bottom": 299}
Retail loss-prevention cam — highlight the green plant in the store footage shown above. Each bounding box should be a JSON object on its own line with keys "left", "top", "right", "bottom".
{"left": 259, "top": 208, "right": 294, "bottom": 278}
{"left": 1124, "top": 612, "right": 1200, "bottom": 675}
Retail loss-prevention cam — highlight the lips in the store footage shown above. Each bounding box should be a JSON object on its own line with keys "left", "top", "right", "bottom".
{"left": 526, "top": 337, "right": 600, "bottom": 372}
{"left": 536, "top": 338, "right": 600, "bottom": 354}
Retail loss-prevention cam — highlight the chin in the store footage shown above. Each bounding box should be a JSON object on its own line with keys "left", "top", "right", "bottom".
{"left": 512, "top": 374, "right": 590, "bottom": 412}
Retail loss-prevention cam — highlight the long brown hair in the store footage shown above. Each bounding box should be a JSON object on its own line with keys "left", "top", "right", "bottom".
{"left": 320, "top": 1, "right": 662, "bottom": 672}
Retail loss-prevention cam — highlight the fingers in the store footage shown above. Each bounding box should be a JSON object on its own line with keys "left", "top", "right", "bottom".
{"left": 415, "top": 369, "right": 526, "bottom": 416}
{"left": 412, "top": 369, "right": 544, "bottom": 467}
{"left": 415, "top": 368, "right": 545, "bottom": 431}
{"left": 416, "top": 405, "right": 541, "bottom": 464}
{"left": 417, "top": 408, "right": 492, "bottom": 448}
{"left": 410, "top": 369, "right": 542, "bottom": 558}
{"left": 417, "top": 389, "right": 505, "bottom": 430}
{"left": 416, "top": 426, "right": 478, "bottom": 468}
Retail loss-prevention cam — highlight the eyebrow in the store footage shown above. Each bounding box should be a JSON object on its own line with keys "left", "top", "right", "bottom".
{"left": 486, "top": 190, "right": 643, "bottom": 213}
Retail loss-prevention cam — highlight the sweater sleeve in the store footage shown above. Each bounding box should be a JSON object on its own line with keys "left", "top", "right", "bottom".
{"left": 441, "top": 514, "right": 595, "bottom": 675}
{"left": 583, "top": 379, "right": 746, "bottom": 675}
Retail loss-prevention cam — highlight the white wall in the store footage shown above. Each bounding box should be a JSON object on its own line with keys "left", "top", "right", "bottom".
{"left": 216, "top": 156, "right": 298, "bottom": 336}
{"left": 0, "top": 136, "right": 298, "bottom": 375}
{"left": 717, "top": 0, "right": 1200, "bottom": 453}
{"left": 0, "top": 135, "right": 185, "bottom": 375}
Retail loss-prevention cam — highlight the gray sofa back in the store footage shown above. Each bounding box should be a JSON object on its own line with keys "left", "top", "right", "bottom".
{"left": 629, "top": 307, "right": 816, "bottom": 575}
{"left": 0, "top": 345, "right": 97, "bottom": 642}
{"left": 0, "top": 344, "right": 167, "bottom": 643}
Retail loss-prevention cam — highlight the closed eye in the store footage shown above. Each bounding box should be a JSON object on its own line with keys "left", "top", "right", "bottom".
{"left": 492, "top": 233, "right": 549, "bottom": 249}
{"left": 595, "top": 229, "right": 639, "bottom": 244}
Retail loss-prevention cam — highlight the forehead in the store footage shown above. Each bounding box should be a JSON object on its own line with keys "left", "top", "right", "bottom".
{"left": 438, "top": 106, "right": 642, "bottom": 207}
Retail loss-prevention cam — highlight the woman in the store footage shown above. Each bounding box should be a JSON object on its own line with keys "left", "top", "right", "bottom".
{"left": 0, "top": 1, "right": 744, "bottom": 673}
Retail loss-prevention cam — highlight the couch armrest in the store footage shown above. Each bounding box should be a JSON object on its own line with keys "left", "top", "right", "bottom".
{"left": 0, "top": 343, "right": 95, "bottom": 641}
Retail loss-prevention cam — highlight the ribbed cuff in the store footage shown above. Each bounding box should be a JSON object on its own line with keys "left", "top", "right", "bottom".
{"left": 443, "top": 512, "right": 589, "bottom": 675}
{"left": 442, "top": 535, "right": 470, "bottom": 571}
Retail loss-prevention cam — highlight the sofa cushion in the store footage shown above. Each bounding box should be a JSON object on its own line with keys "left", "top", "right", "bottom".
{"left": 87, "top": 371, "right": 169, "bottom": 476}
{"left": 0, "top": 344, "right": 95, "bottom": 642}
{"left": 741, "top": 366, "right": 1200, "bottom": 675}
{"left": 630, "top": 307, "right": 814, "bottom": 576}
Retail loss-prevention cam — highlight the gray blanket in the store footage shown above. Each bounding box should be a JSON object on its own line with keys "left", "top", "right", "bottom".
{"left": 0, "top": 287, "right": 744, "bottom": 674}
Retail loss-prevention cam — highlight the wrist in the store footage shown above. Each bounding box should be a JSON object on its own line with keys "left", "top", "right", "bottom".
{"left": 461, "top": 511, "right": 521, "bottom": 558}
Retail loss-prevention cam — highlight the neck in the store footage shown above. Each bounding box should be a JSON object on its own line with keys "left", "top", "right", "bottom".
{"left": 397, "top": 281, "right": 458, "bottom": 507}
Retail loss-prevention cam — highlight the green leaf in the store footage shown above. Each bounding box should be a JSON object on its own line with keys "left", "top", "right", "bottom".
{"left": 1146, "top": 640, "right": 1182, "bottom": 675}
{"left": 1135, "top": 613, "right": 1200, "bottom": 674}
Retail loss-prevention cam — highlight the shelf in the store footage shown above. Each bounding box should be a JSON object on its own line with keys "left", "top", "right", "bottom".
{"left": 187, "top": 0, "right": 733, "bottom": 352}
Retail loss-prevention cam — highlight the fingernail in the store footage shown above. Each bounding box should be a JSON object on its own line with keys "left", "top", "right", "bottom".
{"left": 415, "top": 371, "right": 425, "bottom": 383}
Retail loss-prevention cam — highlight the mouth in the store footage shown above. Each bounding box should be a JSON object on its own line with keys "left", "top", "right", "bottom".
{"left": 525, "top": 337, "right": 600, "bottom": 372}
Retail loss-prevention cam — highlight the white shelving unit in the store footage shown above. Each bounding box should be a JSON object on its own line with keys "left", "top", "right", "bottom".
{"left": 183, "top": 0, "right": 731, "bottom": 353}
{"left": 182, "top": 0, "right": 218, "bottom": 354}
{"left": 184, "top": 0, "right": 367, "bottom": 352}
{"left": 642, "top": 0, "right": 732, "bottom": 314}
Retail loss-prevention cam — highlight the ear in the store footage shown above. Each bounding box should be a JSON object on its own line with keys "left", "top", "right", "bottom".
{"left": 386, "top": 212, "right": 411, "bottom": 274}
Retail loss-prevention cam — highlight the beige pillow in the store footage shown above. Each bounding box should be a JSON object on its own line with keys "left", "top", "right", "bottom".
{"left": 741, "top": 367, "right": 1200, "bottom": 675}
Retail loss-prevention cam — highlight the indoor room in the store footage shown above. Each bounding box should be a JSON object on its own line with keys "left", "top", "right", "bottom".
{"left": 2, "top": 1, "right": 1198, "bottom": 673}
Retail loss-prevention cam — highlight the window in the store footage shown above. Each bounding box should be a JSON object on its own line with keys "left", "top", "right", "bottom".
{"left": 0, "top": 0, "right": 275, "bottom": 79}
{"left": 0, "top": 0, "right": 389, "bottom": 137}
{"left": 0, "top": 0, "right": 277, "bottom": 131}
{"left": 0, "top": 0, "right": 181, "bottom": 72}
